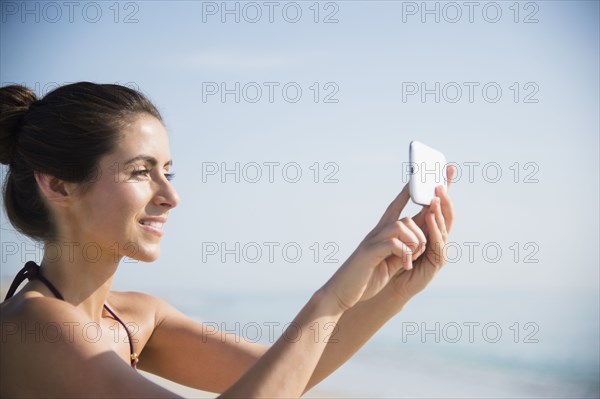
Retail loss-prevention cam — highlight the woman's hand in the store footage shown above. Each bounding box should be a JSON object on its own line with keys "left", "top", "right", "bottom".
{"left": 319, "top": 165, "right": 456, "bottom": 312}
{"left": 388, "top": 165, "right": 456, "bottom": 302}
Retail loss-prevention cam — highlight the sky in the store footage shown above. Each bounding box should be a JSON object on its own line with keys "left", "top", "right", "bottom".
{"left": 2, "top": 0, "right": 597, "bottom": 292}
{"left": 1, "top": 0, "right": 599, "bottom": 396}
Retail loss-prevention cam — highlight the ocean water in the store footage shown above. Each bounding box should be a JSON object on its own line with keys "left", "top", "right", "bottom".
{"left": 2, "top": 259, "right": 597, "bottom": 397}
{"left": 164, "top": 286, "right": 599, "bottom": 398}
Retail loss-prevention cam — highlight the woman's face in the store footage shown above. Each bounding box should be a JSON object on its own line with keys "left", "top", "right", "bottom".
{"left": 68, "top": 113, "right": 180, "bottom": 263}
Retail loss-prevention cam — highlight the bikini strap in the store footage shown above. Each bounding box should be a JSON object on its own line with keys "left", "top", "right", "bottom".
{"left": 4, "top": 261, "right": 139, "bottom": 369}
{"left": 103, "top": 304, "right": 139, "bottom": 368}
{"left": 4, "top": 261, "right": 64, "bottom": 301}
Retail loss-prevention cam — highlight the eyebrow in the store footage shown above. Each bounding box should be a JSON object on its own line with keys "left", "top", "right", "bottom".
{"left": 124, "top": 155, "right": 173, "bottom": 168}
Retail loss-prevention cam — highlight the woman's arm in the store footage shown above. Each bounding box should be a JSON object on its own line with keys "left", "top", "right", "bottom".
{"left": 305, "top": 284, "right": 406, "bottom": 393}
{"left": 139, "top": 290, "right": 343, "bottom": 397}
{"left": 141, "top": 167, "right": 455, "bottom": 397}
{"left": 137, "top": 296, "right": 268, "bottom": 393}
{"left": 305, "top": 166, "right": 456, "bottom": 392}
{"left": 220, "top": 290, "right": 344, "bottom": 398}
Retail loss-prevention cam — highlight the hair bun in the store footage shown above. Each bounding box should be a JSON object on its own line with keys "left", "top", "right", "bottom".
{"left": 0, "top": 85, "right": 38, "bottom": 165}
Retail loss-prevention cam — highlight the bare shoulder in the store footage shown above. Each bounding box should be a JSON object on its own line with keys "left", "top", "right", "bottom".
{"left": 107, "top": 290, "right": 174, "bottom": 326}
{"left": 107, "top": 290, "right": 162, "bottom": 318}
{"left": 1, "top": 288, "right": 81, "bottom": 322}
{"left": 1, "top": 289, "right": 162, "bottom": 330}
{"left": 0, "top": 291, "right": 181, "bottom": 398}
{"left": 105, "top": 290, "right": 186, "bottom": 348}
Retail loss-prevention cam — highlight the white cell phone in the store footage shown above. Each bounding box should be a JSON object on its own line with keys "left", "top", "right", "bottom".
{"left": 408, "top": 141, "right": 447, "bottom": 206}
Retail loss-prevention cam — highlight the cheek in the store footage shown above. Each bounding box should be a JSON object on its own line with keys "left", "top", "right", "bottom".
{"left": 81, "top": 180, "right": 149, "bottom": 237}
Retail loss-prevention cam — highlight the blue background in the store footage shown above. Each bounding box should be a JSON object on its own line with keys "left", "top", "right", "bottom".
{"left": 1, "top": 1, "right": 598, "bottom": 397}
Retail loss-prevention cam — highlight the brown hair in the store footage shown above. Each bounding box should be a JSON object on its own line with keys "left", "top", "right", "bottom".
{"left": 0, "top": 82, "right": 162, "bottom": 242}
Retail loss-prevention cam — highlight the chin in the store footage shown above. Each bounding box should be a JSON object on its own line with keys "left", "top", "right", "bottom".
{"left": 135, "top": 250, "right": 161, "bottom": 263}
{"left": 128, "top": 242, "right": 161, "bottom": 263}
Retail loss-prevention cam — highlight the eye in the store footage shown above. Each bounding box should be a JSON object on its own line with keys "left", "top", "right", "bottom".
{"left": 131, "top": 168, "right": 175, "bottom": 182}
{"left": 131, "top": 169, "right": 150, "bottom": 178}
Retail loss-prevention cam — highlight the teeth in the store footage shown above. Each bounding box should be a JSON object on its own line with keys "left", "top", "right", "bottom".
{"left": 140, "top": 221, "right": 163, "bottom": 228}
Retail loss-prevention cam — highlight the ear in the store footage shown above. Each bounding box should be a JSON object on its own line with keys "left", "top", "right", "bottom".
{"left": 34, "top": 171, "right": 77, "bottom": 208}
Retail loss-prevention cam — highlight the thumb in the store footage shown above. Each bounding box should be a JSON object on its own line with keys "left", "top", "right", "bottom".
{"left": 412, "top": 205, "right": 430, "bottom": 229}
{"left": 374, "top": 183, "right": 411, "bottom": 230}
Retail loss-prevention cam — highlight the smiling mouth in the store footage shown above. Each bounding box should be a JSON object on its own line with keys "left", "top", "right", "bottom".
{"left": 139, "top": 221, "right": 164, "bottom": 229}
{"left": 138, "top": 219, "right": 165, "bottom": 237}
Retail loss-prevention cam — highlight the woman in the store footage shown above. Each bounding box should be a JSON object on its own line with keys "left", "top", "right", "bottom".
{"left": 0, "top": 82, "right": 455, "bottom": 398}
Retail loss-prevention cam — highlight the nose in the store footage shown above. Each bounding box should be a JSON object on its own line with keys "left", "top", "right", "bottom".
{"left": 154, "top": 177, "right": 180, "bottom": 209}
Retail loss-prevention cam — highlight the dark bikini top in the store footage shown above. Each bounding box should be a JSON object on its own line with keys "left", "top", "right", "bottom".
{"left": 3, "top": 261, "right": 139, "bottom": 369}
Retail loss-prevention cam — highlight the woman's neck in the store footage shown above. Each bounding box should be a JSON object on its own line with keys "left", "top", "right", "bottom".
{"left": 39, "top": 241, "right": 122, "bottom": 323}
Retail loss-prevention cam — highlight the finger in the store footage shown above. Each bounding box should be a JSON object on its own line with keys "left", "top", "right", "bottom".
{"left": 375, "top": 183, "right": 411, "bottom": 230}
{"left": 432, "top": 197, "right": 448, "bottom": 243}
{"left": 435, "top": 184, "right": 455, "bottom": 233}
{"left": 400, "top": 217, "right": 428, "bottom": 259}
{"left": 414, "top": 164, "right": 454, "bottom": 228}
{"left": 424, "top": 197, "right": 454, "bottom": 269}
{"left": 372, "top": 238, "right": 414, "bottom": 271}
{"left": 446, "top": 164, "right": 457, "bottom": 190}
{"left": 425, "top": 202, "right": 443, "bottom": 248}
{"left": 370, "top": 219, "right": 422, "bottom": 256}
{"left": 412, "top": 206, "right": 429, "bottom": 229}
